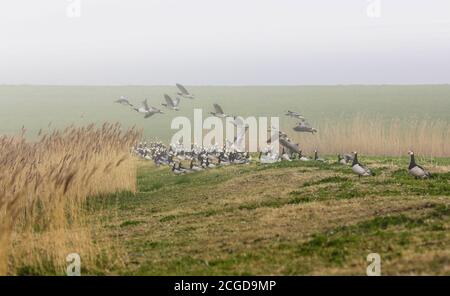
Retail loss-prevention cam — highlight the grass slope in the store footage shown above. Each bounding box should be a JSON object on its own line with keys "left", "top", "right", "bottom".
{"left": 88, "top": 156, "right": 450, "bottom": 275}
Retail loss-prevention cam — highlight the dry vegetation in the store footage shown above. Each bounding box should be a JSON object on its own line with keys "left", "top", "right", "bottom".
{"left": 289, "top": 116, "right": 450, "bottom": 157}
{"left": 0, "top": 123, "right": 141, "bottom": 275}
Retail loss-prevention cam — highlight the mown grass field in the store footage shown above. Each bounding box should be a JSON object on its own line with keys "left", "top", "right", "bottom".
{"left": 87, "top": 156, "right": 450, "bottom": 275}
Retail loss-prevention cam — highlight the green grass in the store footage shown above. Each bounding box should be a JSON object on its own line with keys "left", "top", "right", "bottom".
{"left": 85, "top": 156, "right": 450, "bottom": 275}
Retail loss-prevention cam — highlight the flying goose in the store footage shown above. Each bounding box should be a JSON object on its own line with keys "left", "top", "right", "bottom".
{"left": 285, "top": 110, "right": 305, "bottom": 120}
{"left": 231, "top": 116, "right": 250, "bottom": 129}
{"left": 134, "top": 99, "right": 164, "bottom": 118}
{"left": 162, "top": 94, "right": 180, "bottom": 111}
{"left": 176, "top": 83, "right": 195, "bottom": 99}
{"left": 115, "top": 96, "right": 134, "bottom": 107}
{"left": 144, "top": 107, "right": 164, "bottom": 118}
{"left": 408, "top": 151, "right": 431, "bottom": 179}
{"left": 293, "top": 119, "right": 317, "bottom": 134}
{"left": 210, "top": 104, "right": 228, "bottom": 118}
{"left": 133, "top": 100, "right": 149, "bottom": 114}
{"left": 351, "top": 152, "right": 373, "bottom": 178}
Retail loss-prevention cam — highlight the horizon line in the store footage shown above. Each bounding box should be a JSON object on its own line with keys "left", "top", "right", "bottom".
{"left": 1, "top": 83, "right": 450, "bottom": 87}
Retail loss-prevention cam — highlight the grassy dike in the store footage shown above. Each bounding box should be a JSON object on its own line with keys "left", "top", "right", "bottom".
{"left": 87, "top": 156, "right": 450, "bottom": 275}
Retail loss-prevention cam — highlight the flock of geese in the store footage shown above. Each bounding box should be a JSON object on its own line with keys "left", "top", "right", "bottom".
{"left": 123, "top": 83, "right": 431, "bottom": 179}
{"left": 114, "top": 83, "right": 318, "bottom": 135}
{"left": 134, "top": 140, "right": 431, "bottom": 179}
{"left": 114, "top": 83, "right": 193, "bottom": 118}
{"left": 134, "top": 141, "right": 251, "bottom": 174}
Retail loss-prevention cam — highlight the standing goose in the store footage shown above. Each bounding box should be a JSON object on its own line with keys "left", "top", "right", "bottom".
{"left": 314, "top": 150, "right": 325, "bottom": 162}
{"left": 298, "top": 150, "right": 310, "bottom": 161}
{"left": 210, "top": 104, "right": 228, "bottom": 118}
{"left": 190, "top": 160, "right": 204, "bottom": 172}
{"left": 176, "top": 83, "right": 195, "bottom": 99}
{"left": 351, "top": 152, "right": 373, "bottom": 178}
{"left": 281, "top": 148, "right": 292, "bottom": 161}
{"left": 162, "top": 94, "right": 181, "bottom": 111}
{"left": 172, "top": 163, "right": 185, "bottom": 175}
{"left": 408, "top": 151, "right": 431, "bottom": 179}
{"left": 337, "top": 154, "right": 348, "bottom": 165}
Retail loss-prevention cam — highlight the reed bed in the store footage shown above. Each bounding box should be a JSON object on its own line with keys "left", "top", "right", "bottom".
{"left": 289, "top": 116, "right": 450, "bottom": 157}
{"left": 0, "top": 123, "right": 141, "bottom": 275}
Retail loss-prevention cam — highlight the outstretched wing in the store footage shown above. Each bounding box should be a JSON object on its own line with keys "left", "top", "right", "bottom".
{"left": 164, "top": 94, "right": 174, "bottom": 107}
{"left": 148, "top": 106, "right": 161, "bottom": 113}
{"left": 142, "top": 99, "right": 150, "bottom": 111}
{"left": 213, "top": 104, "right": 224, "bottom": 114}
{"left": 173, "top": 96, "right": 181, "bottom": 106}
{"left": 176, "top": 83, "right": 189, "bottom": 95}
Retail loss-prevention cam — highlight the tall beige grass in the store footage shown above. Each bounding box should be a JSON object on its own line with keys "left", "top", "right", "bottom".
{"left": 0, "top": 123, "right": 141, "bottom": 275}
{"left": 288, "top": 116, "right": 450, "bottom": 157}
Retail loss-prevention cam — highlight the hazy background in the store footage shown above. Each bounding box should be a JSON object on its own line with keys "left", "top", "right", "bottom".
{"left": 1, "top": 0, "right": 450, "bottom": 85}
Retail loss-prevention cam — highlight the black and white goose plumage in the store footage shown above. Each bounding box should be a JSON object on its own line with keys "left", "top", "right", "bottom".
{"left": 351, "top": 152, "right": 373, "bottom": 178}
{"left": 408, "top": 151, "right": 431, "bottom": 179}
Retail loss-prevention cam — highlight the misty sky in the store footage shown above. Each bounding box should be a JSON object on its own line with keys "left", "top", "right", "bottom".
{"left": 1, "top": 0, "right": 450, "bottom": 85}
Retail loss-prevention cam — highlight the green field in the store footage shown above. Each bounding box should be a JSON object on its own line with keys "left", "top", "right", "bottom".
{"left": 1, "top": 85, "right": 450, "bottom": 141}
{"left": 86, "top": 156, "right": 450, "bottom": 275}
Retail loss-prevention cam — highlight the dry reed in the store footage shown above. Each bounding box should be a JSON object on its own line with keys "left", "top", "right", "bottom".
{"left": 0, "top": 123, "right": 141, "bottom": 275}
{"left": 288, "top": 115, "right": 450, "bottom": 157}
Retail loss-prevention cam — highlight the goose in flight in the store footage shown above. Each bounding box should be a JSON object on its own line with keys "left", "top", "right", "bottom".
{"left": 231, "top": 116, "right": 250, "bottom": 129}
{"left": 269, "top": 126, "right": 289, "bottom": 140}
{"left": 162, "top": 94, "right": 180, "bottom": 111}
{"left": 351, "top": 152, "right": 374, "bottom": 178}
{"left": 176, "top": 83, "right": 195, "bottom": 99}
{"left": 210, "top": 104, "right": 228, "bottom": 118}
{"left": 293, "top": 119, "right": 317, "bottom": 134}
{"left": 134, "top": 99, "right": 164, "bottom": 118}
{"left": 408, "top": 151, "right": 431, "bottom": 179}
{"left": 115, "top": 96, "right": 133, "bottom": 107}
{"left": 285, "top": 110, "right": 305, "bottom": 120}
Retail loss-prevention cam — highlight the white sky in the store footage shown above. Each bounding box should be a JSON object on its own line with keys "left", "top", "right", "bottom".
{"left": 1, "top": 0, "right": 450, "bottom": 85}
